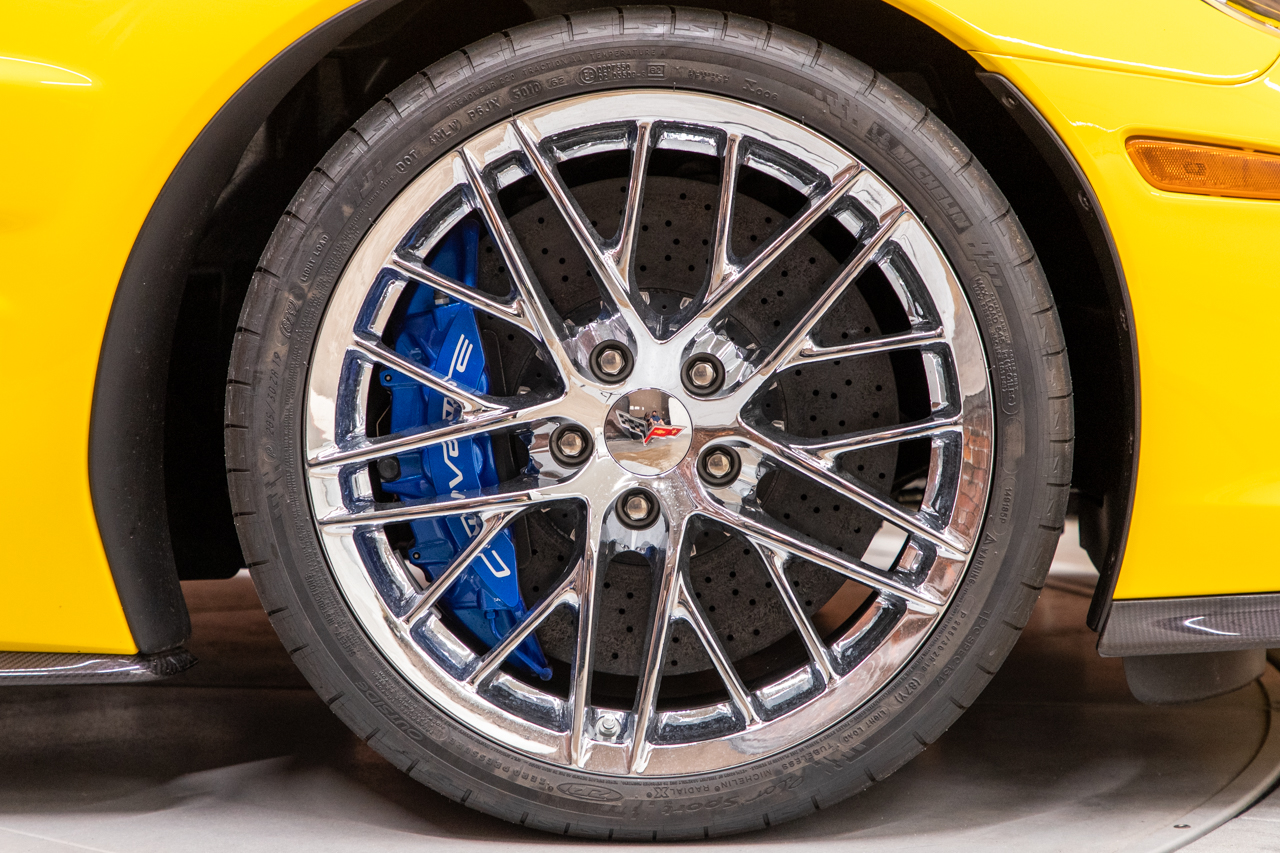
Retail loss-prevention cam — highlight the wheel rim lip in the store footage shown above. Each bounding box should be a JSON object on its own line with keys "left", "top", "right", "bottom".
{"left": 302, "top": 89, "right": 995, "bottom": 777}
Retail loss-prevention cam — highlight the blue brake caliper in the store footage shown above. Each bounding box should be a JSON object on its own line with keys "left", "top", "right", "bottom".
{"left": 378, "top": 220, "right": 552, "bottom": 681}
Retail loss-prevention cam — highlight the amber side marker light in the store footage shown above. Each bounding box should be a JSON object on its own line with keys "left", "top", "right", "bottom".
{"left": 1127, "top": 138, "right": 1280, "bottom": 201}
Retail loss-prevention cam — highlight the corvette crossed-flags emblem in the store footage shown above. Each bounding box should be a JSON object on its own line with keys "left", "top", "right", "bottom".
{"left": 643, "top": 424, "right": 684, "bottom": 445}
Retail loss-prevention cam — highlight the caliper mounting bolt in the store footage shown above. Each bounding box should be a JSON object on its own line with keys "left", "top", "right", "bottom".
{"left": 376, "top": 456, "right": 401, "bottom": 481}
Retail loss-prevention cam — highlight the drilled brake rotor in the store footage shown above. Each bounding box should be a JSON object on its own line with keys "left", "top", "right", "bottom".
{"left": 472, "top": 171, "right": 899, "bottom": 681}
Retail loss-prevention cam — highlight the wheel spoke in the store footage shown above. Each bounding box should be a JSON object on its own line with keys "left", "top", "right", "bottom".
{"left": 389, "top": 255, "right": 538, "bottom": 337}
{"left": 512, "top": 119, "right": 646, "bottom": 337}
{"left": 318, "top": 477, "right": 566, "bottom": 529}
{"left": 795, "top": 416, "right": 963, "bottom": 465}
{"left": 629, "top": 515, "right": 689, "bottom": 774}
{"left": 743, "top": 425, "right": 968, "bottom": 556}
{"left": 730, "top": 205, "right": 923, "bottom": 402}
{"left": 309, "top": 397, "right": 559, "bottom": 471}
{"left": 610, "top": 121, "right": 653, "bottom": 287}
{"left": 352, "top": 332, "right": 497, "bottom": 416}
{"left": 706, "top": 133, "right": 742, "bottom": 301}
{"left": 402, "top": 510, "right": 518, "bottom": 625}
{"left": 704, "top": 501, "right": 941, "bottom": 612}
{"left": 568, "top": 507, "right": 608, "bottom": 766}
{"left": 693, "top": 161, "right": 862, "bottom": 328}
{"left": 786, "top": 327, "right": 944, "bottom": 369}
{"left": 457, "top": 147, "right": 576, "bottom": 382}
{"left": 673, "top": 574, "right": 761, "bottom": 724}
{"left": 468, "top": 569, "right": 577, "bottom": 687}
{"left": 736, "top": 327, "right": 944, "bottom": 410}
{"left": 752, "top": 541, "right": 836, "bottom": 685}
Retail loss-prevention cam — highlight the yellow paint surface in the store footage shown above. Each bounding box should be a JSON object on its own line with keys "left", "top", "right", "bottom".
{"left": 970, "top": 54, "right": 1280, "bottom": 599}
{"left": 1, "top": 0, "right": 1276, "bottom": 653}
{"left": 0, "top": 0, "right": 363, "bottom": 652}
{"left": 890, "top": 0, "right": 1279, "bottom": 82}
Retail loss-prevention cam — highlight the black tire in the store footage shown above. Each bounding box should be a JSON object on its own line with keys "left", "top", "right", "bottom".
{"left": 226, "top": 6, "right": 1072, "bottom": 839}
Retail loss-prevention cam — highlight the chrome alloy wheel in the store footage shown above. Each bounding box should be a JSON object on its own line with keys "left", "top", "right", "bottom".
{"left": 304, "top": 90, "right": 993, "bottom": 777}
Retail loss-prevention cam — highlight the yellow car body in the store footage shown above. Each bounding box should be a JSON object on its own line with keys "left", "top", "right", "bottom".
{"left": 1, "top": 0, "right": 1278, "bottom": 657}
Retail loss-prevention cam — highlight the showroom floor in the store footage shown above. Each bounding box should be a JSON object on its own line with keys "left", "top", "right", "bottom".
{"left": 1, "top": 525, "right": 1277, "bottom": 853}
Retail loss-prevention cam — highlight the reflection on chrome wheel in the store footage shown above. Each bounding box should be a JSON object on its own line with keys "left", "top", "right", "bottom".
{"left": 229, "top": 9, "right": 1070, "bottom": 838}
{"left": 307, "top": 89, "right": 993, "bottom": 776}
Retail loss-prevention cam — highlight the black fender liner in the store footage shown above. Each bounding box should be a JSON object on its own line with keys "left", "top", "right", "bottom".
{"left": 88, "top": 0, "right": 404, "bottom": 653}
{"left": 976, "top": 73, "right": 1140, "bottom": 633}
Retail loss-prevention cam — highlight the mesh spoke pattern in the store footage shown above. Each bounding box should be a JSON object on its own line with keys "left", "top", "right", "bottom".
{"left": 304, "top": 91, "right": 994, "bottom": 777}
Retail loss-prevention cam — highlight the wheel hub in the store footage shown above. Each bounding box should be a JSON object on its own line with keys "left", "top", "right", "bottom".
{"left": 500, "top": 177, "right": 888, "bottom": 678}
{"left": 603, "top": 390, "right": 693, "bottom": 476}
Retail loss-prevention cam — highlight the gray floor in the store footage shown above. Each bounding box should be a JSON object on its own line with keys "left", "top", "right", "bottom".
{"left": 1187, "top": 791, "right": 1280, "bottom": 853}
{"left": 1, "top": 528, "right": 1277, "bottom": 852}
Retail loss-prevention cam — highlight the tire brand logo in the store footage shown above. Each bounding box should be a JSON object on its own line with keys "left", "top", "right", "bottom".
{"left": 865, "top": 122, "right": 972, "bottom": 232}
{"left": 557, "top": 782, "right": 623, "bottom": 802}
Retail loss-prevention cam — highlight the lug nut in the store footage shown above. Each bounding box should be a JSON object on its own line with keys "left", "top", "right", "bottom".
{"left": 557, "top": 430, "right": 585, "bottom": 458}
{"left": 689, "top": 361, "right": 716, "bottom": 388}
{"left": 625, "top": 494, "right": 651, "bottom": 520}
{"left": 681, "top": 353, "right": 724, "bottom": 395}
{"left": 618, "top": 488, "right": 659, "bottom": 529}
{"left": 550, "top": 424, "right": 592, "bottom": 466}
{"left": 704, "top": 450, "right": 733, "bottom": 479}
{"left": 590, "top": 341, "right": 634, "bottom": 382}
{"left": 698, "top": 446, "right": 741, "bottom": 487}
{"left": 597, "top": 715, "right": 621, "bottom": 738}
{"left": 598, "top": 349, "right": 625, "bottom": 375}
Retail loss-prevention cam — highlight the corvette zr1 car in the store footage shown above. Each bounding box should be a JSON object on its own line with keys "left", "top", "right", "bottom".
{"left": 3, "top": 0, "right": 1280, "bottom": 838}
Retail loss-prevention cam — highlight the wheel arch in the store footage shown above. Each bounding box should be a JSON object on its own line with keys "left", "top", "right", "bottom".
{"left": 774, "top": 0, "right": 1138, "bottom": 631}
{"left": 970, "top": 73, "right": 1138, "bottom": 631}
{"left": 94, "top": 0, "right": 1138, "bottom": 653}
{"left": 89, "top": 0, "right": 409, "bottom": 652}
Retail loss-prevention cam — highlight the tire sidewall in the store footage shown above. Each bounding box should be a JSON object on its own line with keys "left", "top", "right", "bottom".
{"left": 238, "top": 11, "right": 1064, "bottom": 836}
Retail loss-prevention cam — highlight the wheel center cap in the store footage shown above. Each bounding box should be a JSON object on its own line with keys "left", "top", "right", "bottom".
{"left": 603, "top": 390, "right": 693, "bottom": 476}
